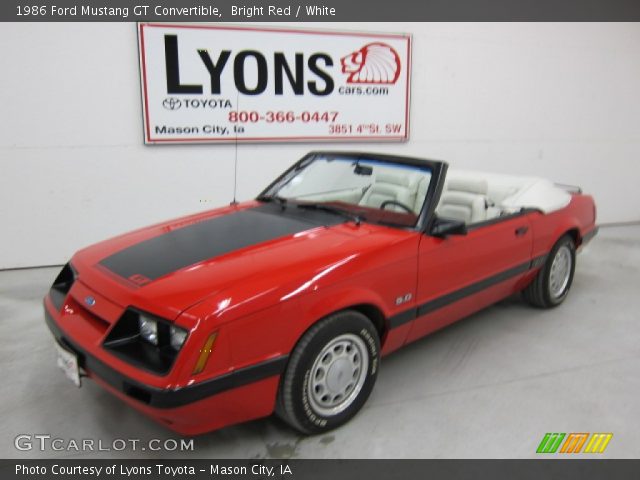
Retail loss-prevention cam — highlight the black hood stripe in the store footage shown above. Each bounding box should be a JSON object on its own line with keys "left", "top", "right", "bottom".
{"left": 99, "top": 204, "right": 342, "bottom": 284}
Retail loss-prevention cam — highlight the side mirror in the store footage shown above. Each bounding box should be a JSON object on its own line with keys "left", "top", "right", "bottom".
{"left": 430, "top": 217, "right": 468, "bottom": 237}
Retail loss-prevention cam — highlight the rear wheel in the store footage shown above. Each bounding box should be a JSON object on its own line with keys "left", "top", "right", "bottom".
{"left": 276, "top": 310, "right": 380, "bottom": 434}
{"left": 524, "top": 235, "right": 576, "bottom": 308}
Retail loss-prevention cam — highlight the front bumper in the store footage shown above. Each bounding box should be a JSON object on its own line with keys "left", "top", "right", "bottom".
{"left": 44, "top": 298, "right": 287, "bottom": 434}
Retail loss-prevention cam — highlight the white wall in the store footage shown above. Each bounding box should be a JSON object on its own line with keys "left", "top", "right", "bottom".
{"left": 1, "top": 22, "right": 639, "bottom": 269}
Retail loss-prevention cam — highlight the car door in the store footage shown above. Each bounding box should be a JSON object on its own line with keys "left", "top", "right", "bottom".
{"left": 406, "top": 213, "right": 534, "bottom": 343}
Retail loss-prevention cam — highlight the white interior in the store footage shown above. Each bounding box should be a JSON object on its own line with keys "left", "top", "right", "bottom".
{"left": 437, "top": 170, "right": 572, "bottom": 224}
{"left": 279, "top": 159, "right": 433, "bottom": 214}
{"left": 283, "top": 163, "right": 572, "bottom": 225}
{"left": 358, "top": 170, "right": 425, "bottom": 213}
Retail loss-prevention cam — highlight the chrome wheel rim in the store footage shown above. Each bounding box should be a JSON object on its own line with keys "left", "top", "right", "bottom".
{"left": 549, "top": 245, "right": 572, "bottom": 299}
{"left": 308, "top": 334, "right": 369, "bottom": 417}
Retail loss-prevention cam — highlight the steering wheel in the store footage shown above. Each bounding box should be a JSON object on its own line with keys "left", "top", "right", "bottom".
{"left": 380, "top": 200, "right": 414, "bottom": 214}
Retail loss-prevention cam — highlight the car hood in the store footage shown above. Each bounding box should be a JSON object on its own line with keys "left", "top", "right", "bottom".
{"left": 72, "top": 202, "right": 407, "bottom": 321}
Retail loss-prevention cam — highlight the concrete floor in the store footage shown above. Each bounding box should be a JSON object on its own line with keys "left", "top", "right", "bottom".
{"left": 1, "top": 225, "right": 639, "bottom": 459}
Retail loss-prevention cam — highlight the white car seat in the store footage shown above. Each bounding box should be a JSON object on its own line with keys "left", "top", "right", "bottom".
{"left": 437, "top": 177, "right": 489, "bottom": 224}
{"left": 359, "top": 171, "right": 420, "bottom": 212}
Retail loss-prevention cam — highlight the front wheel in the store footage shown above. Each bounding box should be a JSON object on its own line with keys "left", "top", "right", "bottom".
{"left": 524, "top": 234, "right": 576, "bottom": 308}
{"left": 276, "top": 311, "right": 380, "bottom": 434}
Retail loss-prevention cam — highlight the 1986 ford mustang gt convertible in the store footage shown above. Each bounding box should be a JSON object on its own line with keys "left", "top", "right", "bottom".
{"left": 45, "top": 152, "right": 597, "bottom": 435}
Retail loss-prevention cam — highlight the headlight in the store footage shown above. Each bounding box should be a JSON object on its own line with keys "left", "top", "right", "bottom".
{"left": 104, "top": 308, "right": 190, "bottom": 375}
{"left": 138, "top": 316, "right": 158, "bottom": 345}
{"left": 170, "top": 325, "right": 188, "bottom": 350}
{"left": 49, "top": 262, "right": 77, "bottom": 311}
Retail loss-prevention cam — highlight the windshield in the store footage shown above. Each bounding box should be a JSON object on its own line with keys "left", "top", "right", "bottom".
{"left": 261, "top": 154, "right": 433, "bottom": 227}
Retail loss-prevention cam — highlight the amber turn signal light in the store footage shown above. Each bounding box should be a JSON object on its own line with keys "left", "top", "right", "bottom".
{"left": 192, "top": 332, "right": 218, "bottom": 375}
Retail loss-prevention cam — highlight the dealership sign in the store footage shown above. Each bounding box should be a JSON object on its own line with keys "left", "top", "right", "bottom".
{"left": 138, "top": 23, "right": 411, "bottom": 143}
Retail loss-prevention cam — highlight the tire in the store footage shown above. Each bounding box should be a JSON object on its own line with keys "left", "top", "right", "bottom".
{"left": 276, "top": 310, "right": 380, "bottom": 435}
{"left": 523, "top": 234, "right": 576, "bottom": 308}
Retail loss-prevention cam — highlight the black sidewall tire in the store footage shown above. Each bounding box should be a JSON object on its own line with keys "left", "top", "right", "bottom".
{"left": 280, "top": 311, "right": 380, "bottom": 434}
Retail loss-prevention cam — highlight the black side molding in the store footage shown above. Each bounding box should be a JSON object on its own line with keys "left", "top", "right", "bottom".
{"left": 388, "top": 255, "right": 547, "bottom": 329}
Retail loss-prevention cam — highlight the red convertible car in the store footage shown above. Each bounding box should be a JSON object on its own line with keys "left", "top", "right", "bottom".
{"left": 44, "top": 152, "right": 597, "bottom": 435}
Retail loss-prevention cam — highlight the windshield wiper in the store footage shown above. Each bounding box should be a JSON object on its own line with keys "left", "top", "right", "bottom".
{"left": 296, "top": 203, "right": 362, "bottom": 226}
{"left": 256, "top": 194, "right": 288, "bottom": 208}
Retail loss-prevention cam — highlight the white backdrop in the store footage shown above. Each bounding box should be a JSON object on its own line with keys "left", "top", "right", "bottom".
{"left": 1, "top": 23, "right": 639, "bottom": 268}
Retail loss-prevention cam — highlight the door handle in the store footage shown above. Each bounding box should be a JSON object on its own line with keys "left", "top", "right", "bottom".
{"left": 515, "top": 226, "right": 529, "bottom": 237}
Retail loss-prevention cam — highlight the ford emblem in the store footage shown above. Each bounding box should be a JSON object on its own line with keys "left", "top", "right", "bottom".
{"left": 84, "top": 296, "right": 96, "bottom": 307}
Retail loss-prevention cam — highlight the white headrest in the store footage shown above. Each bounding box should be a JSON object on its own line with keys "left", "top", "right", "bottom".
{"left": 440, "top": 191, "right": 481, "bottom": 206}
{"left": 375, "top": 171, "right": 419, "bottom": 188}
{"left": 448, "top": 177, "right": 488, "bottom": 195}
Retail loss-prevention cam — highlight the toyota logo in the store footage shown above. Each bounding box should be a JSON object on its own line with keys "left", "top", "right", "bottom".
{"left": 162, "top": 98, "right": 182, "bottom": 110}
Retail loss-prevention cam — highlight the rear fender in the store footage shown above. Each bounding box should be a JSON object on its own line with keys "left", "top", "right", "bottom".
{"left": 530, "top": 194, "right": 595, "bottom": 257}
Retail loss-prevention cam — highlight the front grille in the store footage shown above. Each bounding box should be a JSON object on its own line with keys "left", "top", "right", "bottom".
{"left": 76, "top": 302, "right": 111, "bottom": 334}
